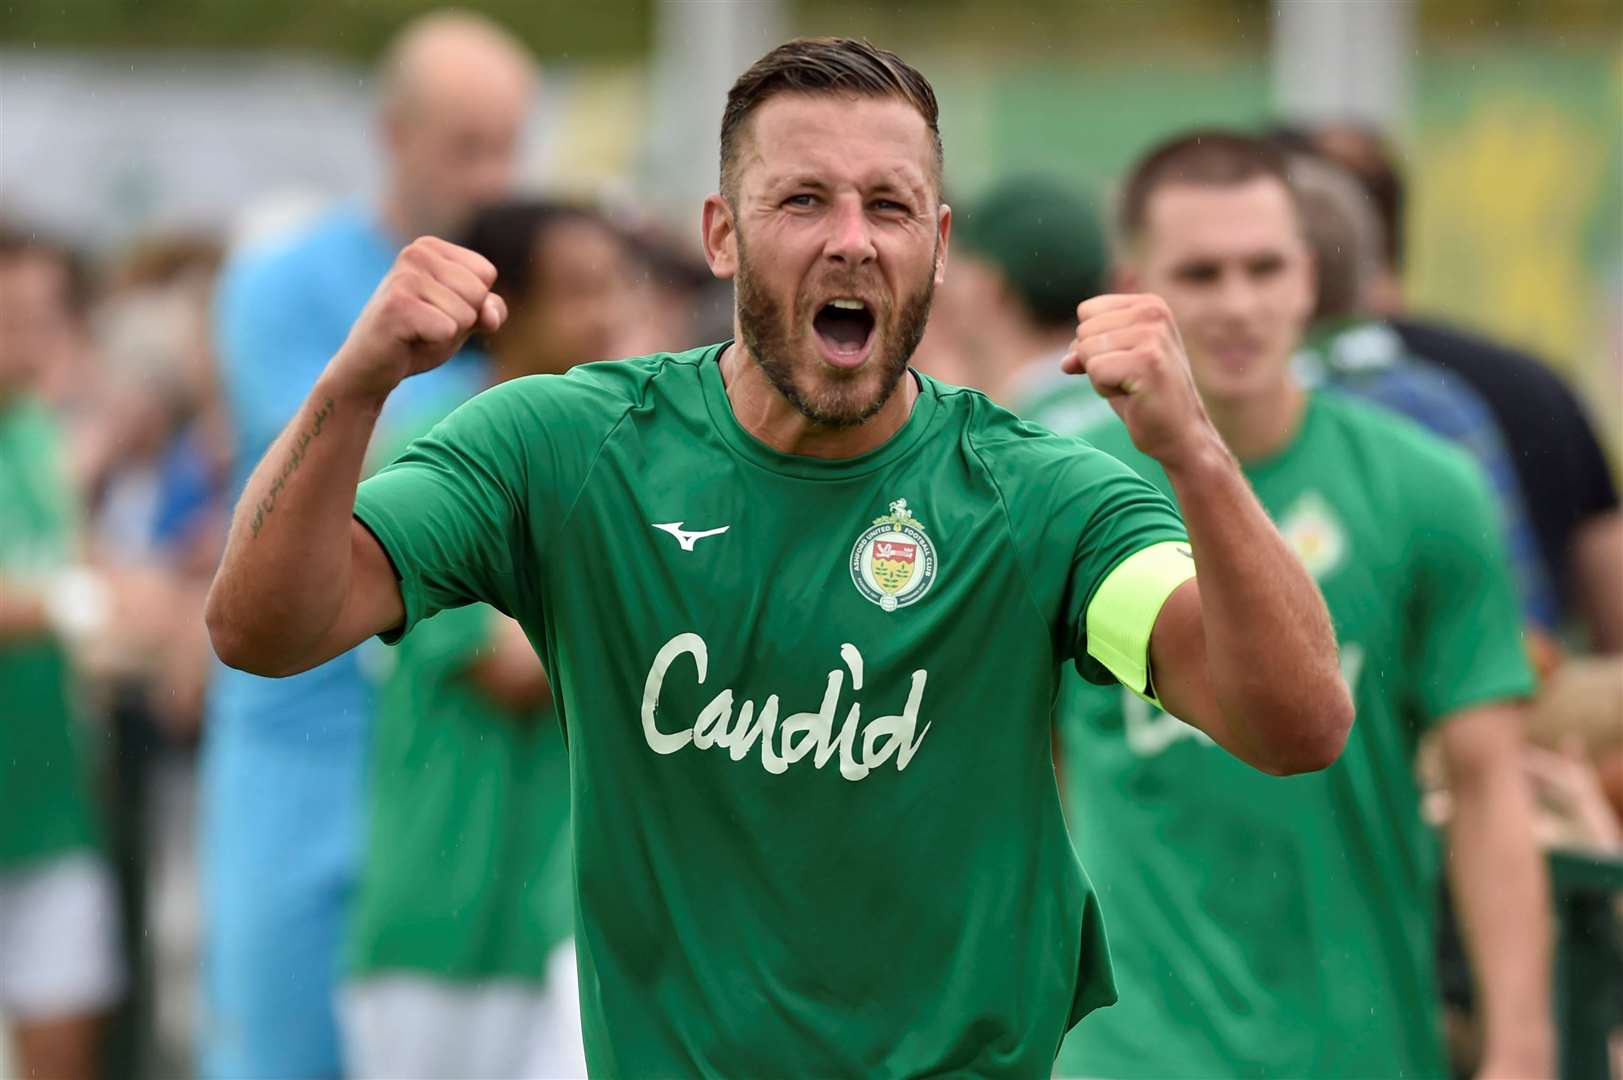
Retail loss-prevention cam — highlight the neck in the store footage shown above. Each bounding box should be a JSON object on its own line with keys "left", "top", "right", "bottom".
{"left": 1204, "top": 377, "right": 1307, "bottom": 463}
{"left": 719, "top": 342, "right": 917, "bottom": 459}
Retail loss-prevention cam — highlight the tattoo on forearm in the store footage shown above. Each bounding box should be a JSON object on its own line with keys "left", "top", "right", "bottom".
{"left": 249, "top": 397, "right": 336, "bottom": 538}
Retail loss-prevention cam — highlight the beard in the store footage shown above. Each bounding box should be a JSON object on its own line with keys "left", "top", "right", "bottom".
{"left": 734, "top": 233, "right": 936, "bottom": 429}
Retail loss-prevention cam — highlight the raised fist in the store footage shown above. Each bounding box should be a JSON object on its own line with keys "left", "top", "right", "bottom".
{"left": 334, "top": 237, "right": 507, "bottom": 401}
{"left": 1061, "top": 293, "right": 1217, "bottom": 469}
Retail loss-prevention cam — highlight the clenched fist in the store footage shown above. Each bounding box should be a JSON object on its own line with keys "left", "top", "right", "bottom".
{"left": 333, "top": 237, "right": 507, "bottom": 403}
{"left": 1061, "top": 293, "right": 1219, "bottom": 470}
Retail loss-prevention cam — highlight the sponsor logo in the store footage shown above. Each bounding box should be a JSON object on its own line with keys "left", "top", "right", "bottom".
{"left": 641, "top": 633, "right": 930, "bottom": 781}
{"left": 850, "top": 498, "right": 937, "bottom": 612}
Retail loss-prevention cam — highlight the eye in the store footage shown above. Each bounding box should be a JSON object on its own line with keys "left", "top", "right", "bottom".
{"left": 784, "top": 194, "right": 818, "bottom": 208}
{"left": 1173, "top": 262, "right": 1220, "bottom": 285}
{"left": 871, "top": 199, "right": 909, "bottom": 213}
{"left": 1247, "top": 254, "right": 1286, "bottom": 280}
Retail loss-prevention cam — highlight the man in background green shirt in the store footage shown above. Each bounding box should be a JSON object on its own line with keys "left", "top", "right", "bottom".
{"left": 342, "top": 201, "right": 637, "bottom": 1078}
{"left": 1032, "top": 131, "right": 1554, "bottom": 1079}
{"left": 0, "top": 226, "right": 123, "bottom": 1080}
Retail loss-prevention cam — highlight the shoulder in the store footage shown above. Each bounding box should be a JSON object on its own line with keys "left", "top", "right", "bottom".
{"left": 1313, "top": 391, "right": 1491, "bottom": 509}
{"left": 939, "top": 379, "right": 1162, "bottom": 504}
{"left": 220, "top": 204, "right": 367, "bottom": 290}
{"left": 439, "top": 347, "right": 717, "bottom": 448}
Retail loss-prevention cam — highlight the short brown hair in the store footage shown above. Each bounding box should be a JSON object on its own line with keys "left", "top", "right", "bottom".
{"left": 719, "top": 37, "right": 942, "bottom": 201}
{"left": 1118, "top": 129, "right": 1300, "bottom": 246}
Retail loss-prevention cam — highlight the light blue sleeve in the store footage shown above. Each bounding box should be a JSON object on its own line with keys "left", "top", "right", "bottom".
{"left": 213, "top": 246, "right": 348, "bottom": 477}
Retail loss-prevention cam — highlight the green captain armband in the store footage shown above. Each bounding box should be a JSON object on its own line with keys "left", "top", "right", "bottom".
{"left": 1085, "top": 540, "right": 1197, "bottom": 706}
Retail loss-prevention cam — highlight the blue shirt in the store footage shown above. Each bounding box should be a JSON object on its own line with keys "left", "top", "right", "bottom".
{"left": 211, "top": 202, "right": 485, "bottom": 736}
{"left": 201, "top": 202, "right": 484, "bottom": 1079}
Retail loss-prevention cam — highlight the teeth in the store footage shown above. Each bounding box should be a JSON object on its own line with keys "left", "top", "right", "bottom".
{"left": 829, "top": 299, "right": 867, "bottom": 311}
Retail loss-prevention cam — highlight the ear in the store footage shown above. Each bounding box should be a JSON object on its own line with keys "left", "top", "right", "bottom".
{"left": 933, "top": 202, "right": 952, "bottom": 287}
{"left": 702, "top": 194, "right": 738, "bottom": 280}
{"left": 1299, "top": 248, "right": 1320, "bottom": 320}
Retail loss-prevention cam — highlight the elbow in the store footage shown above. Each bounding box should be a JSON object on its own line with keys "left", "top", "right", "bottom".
{"left": 1257, "top": 685, "right": 1354, "bottom": 777}
{"left": 204, "top": 585, "right": 300, "bottom": 679}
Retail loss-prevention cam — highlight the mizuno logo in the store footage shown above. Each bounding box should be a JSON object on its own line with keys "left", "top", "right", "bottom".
{"left": 652, "top": 522, "right": 730, "bottom": 551}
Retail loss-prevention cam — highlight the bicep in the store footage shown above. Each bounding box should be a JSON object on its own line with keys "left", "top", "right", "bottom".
{"left": 1144, "top": 578, "right": 1234, "bottom": 752}
{"left": 305, "top": 519, "right": 406, "bottom": 666}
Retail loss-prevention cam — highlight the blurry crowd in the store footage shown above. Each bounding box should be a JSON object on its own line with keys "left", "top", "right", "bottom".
{"left": 1, "top": 9, "right": 1620, "bottom": 1080}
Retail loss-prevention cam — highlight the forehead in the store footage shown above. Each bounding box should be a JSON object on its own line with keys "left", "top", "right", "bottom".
{"left": 739, "top": 92, "right": 935, "bottom": 195}
{"left": 1142, "top": 177, "right": 1304, "bottom": 261}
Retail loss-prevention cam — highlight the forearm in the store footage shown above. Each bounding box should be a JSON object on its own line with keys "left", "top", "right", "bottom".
{"left": 1445, "top": 748, "right": 1555, "bottom": 1074}
{"left": 1574, "top": 512, "right": 1623, "bottom": 652}
{"left": 205, "top": 372, "right": 385, "bottom": 673}
{"left": 1164, "top": 437, "right": 1348, "bottom": 773}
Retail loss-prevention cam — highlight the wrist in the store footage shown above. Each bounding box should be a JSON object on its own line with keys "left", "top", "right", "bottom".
{"left": 316, "top": 354, "right": 395, "bottom": 418}
{"left": 1159, "top": 429, "right": 1234, "bottom": 484}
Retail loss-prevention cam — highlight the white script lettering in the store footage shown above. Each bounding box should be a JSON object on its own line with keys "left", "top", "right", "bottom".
{"left": 640, "top": 633, "right": 931, "bottom": 781}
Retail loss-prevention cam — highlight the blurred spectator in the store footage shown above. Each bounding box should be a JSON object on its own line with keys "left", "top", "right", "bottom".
{"left": 613, "top": 223, "right": 734, "bottom": 357}
{"left": 341, "top": 200, "right": 634, "bottom": 1080}
{"left": 1285, "top": 152, "right": 1558, "bottom": 630}
{"left": 0, "top": 223, "right": 125, "bottom": 1080}
{"left": 937, "top": 176, "right": 1109, "bottom": 409}
{"left": 198, "top": 12, "right": 537, "bottom": 1078}
{"left": 1283, "top": 122, "right": 1623, "bottom": 652}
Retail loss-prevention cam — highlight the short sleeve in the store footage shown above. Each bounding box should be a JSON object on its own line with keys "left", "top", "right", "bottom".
{"left": 1066, "top": 457, "right": 1192, "bottom": 693}
{"left": 1409, "top": 448, "right": 1536, "bottom": 723}
{"left": 355, "top": 380, "right": 543, "bottom": 642}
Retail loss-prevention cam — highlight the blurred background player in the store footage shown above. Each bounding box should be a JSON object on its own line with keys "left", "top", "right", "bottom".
{"left": 199, "top": 13, "right": 538, "bottom": 1078}
{"left": 340, "top": 199, "right": 637, "bottom": 1080}
{"left": 0, "top": 226, "right": 126, "bottom": 1080}
{"left": 1049, "top": 131, "right": 1553, "bottom": 1079}
{"left": 939, "top": 176, "right": 1110, "bottom": 410}
{"left": 1279, "top": 121, "right": 1623, "bottom": 654}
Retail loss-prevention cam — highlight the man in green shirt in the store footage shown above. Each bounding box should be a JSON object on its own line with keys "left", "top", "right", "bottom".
{"left": 0, "top": 228, "right": 123, "bottom": 1080}
{"left": 1030, "top": 131, "right": 1553, "bottom": 1079}
{"left": 342, "top": 201, "right": 637, "bottom": 1078}
{"left": 206, "top": 40, "right": 1353, "bottom": 1076}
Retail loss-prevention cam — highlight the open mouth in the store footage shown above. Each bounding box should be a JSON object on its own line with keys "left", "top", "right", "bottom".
{"left": 811, "top": 298, "right": 877, "bottom": 369}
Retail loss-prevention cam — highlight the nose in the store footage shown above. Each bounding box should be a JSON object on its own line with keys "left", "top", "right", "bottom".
{"left": 1212, "top": 267, "right": 1262, "bottom": 323}
{"left": 823, "top": 194, "right": 877, "bottom": 267}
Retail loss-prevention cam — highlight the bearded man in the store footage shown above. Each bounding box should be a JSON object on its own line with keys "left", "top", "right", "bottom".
{"left": 204, "top": 38, "right": 1351, "bottom": 1076}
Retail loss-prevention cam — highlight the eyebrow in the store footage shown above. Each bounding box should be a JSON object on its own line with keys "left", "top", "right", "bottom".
{"left": 767, "top": 172, "right": 923, "bottom": 199}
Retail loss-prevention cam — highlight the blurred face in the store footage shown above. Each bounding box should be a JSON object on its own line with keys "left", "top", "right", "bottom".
{"left": 386, "top": 67, "right": 530, "bottom": 237}
{"left": 1127, "top": 178, "right": 1315, "bottom": 407}
{"left": 505, "top": 218, "right": 637, "bottom": 374}
{"left": 0, "top": 252, "right": 75, "bottom": 398}
{"left": 706, "top": 93, "right": 949, "bottom": 428}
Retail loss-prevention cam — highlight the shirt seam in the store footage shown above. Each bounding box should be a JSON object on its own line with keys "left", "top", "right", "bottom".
{"left": 963, "top": 425, "right": 1062, "bottom": 672}
{"left": 551, "top": 358, "right": 688, "bottom": 542}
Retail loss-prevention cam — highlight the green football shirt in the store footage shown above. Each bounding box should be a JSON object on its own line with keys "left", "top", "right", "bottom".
{"left": 347, "top": 600, "right": 572, "bottom": 981}
{"left": 349, "top": 386, "right": 574, "bottom": 983}
{"left": 0, "top": 396, "right": 97, "bottom": 868}
{"left": 353, "top": 343, "right": 1194, "bottom": 1077}
{"left": 1040, "top": 389, "right": 1534, "bottom": 1079}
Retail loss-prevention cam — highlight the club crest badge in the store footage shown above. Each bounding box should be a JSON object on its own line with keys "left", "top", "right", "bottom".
{"left": 850, "top": 498, "right": 938, "bottom": 612}
{"left": 1279, "top": 491, "right": 1347, "bottom": 581}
